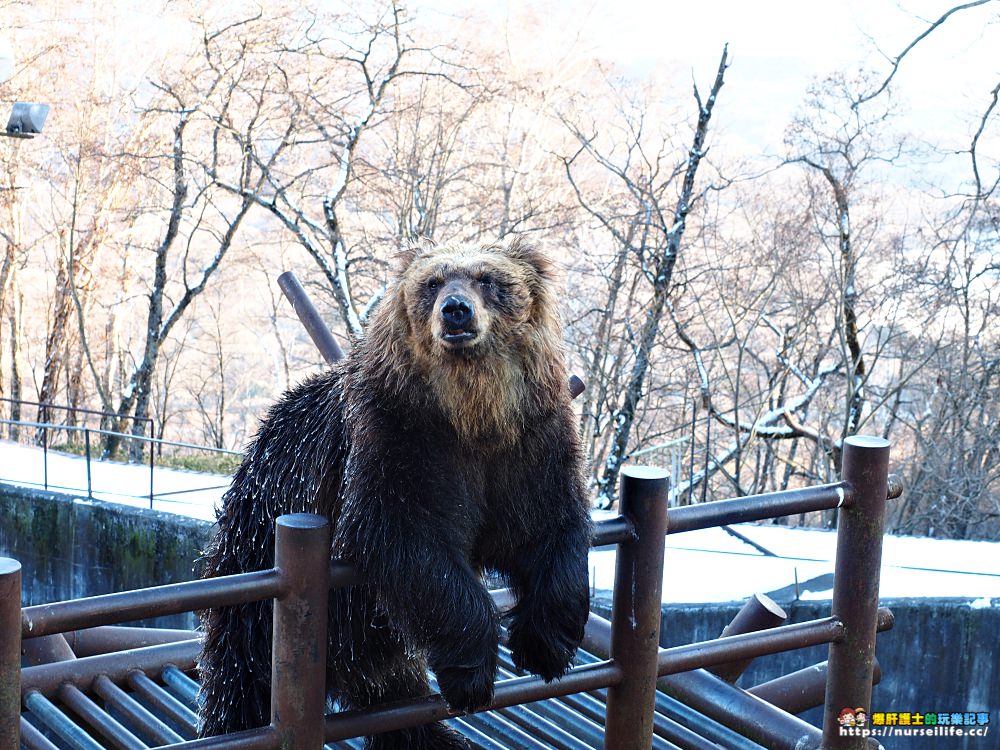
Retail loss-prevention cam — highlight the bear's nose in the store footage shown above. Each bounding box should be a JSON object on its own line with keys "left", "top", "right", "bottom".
{"left": 441, "top": 295, "right": 474, "bottom": 328}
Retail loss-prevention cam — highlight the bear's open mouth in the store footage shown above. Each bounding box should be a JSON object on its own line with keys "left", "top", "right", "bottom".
{"left": 441, "top": 329, "right": 478, "bottom": 346}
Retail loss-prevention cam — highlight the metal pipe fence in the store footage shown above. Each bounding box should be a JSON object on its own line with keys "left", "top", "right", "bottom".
{"left": 0, "top": 417, "right": 240, "bottom": 512}
{"left": 0, "top": 436, "right": 895, "bottom": 749}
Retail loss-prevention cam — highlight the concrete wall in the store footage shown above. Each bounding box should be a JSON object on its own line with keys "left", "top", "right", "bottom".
{"left": 593, "top": 595, "right": 998, "bottom": 749}
{"left": 0, "top": 483, "right": 212, "bottom": 629}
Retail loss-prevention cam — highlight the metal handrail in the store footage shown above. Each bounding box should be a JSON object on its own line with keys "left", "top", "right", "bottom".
{"left": 0, "top": 417, "right": 241, "bottom": 511}
{"left": 0, "top": 397, "right": 154, "bottom": 426}
{"left": 0, "top": 438, "right": 895, "bottom": 749}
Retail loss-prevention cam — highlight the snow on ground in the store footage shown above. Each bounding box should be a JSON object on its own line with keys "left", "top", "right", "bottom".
{"left": 588, "top": 511, "right": 1000, "bottom": 605}
{"left": 0, "top": 439, "right": 228, "bottom": 521}
{"left": 3, "top": 439, "right": 998, "bottom": 605}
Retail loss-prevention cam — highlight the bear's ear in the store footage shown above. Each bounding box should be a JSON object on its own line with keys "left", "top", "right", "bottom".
{"left": 502, "top": 236, "right": 554, "bottom": 279}
{"left": 394, "top": 239, "right": 431, "bottom": 273}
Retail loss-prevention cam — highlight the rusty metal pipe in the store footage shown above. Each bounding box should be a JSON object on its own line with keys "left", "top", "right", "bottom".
{"left": 21, "top": 569, "right": 281, "bottom": 639}
{"left": 604, "top": 466, "right": 670, "bottom": 750}
{"left": 0, "top": 558, "right": 21, "bottom": 750}
{"left": 66, "top": 626, "right": 198, "bottom": 656}
{"left": 657, "top": 609, "right": 892, "bottom": 677}
{"left": 661, "top": 668, "right": 827, "bottom": 750}
{"left": 748, "top": 658, "right": 882, "bottom": 715}
{"left": 152, "top": 725, "right": 280, "bottom": 750}
{"left": 270, "top": 514, "right": 331, "bottom": 750}
{"left": 707, "top": 593, "right": 787, "bottom": 683}
{"left": 324, "top": 660, "right": 622, "bottom": 742}
{"left": 277, "top": 271, "right": 346, "bottom": 363}
{"left": 822, "top": 436, "right": 891, "bottom": 749}
{"left": 667, "top": 482, "right": 851, "bottom": 534}
{"left": 590, "top": 517, "right": 632, "bottom": 547}
{"left": 21, "top": 640, "right": 200, "bottom": 696}
{"left": 659, "top": 617, "right": 843, "bottom": 675}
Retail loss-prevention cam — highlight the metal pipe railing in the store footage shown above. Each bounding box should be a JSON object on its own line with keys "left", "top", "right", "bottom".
{"left": 822, "top": 435, "right": 891, "bottom": 749}
{"left": 0, "top": 559, "right": 20, "bottom": 750}
{"left": 22, "top": 569, "right": 282, "bottom": 639}
{"left": 270, "top": 514, "right": 330, "bottom": 748}
{"left": 1, "top": 417, "right": 241, "bottom": 511}
{"left": 2, "top": 439, "right": 898, "bottom": 749}
{"left": 603, "top": 466, "right": 669, "bottom": 749}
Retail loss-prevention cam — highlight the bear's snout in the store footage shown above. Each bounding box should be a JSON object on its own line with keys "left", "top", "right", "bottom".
{"left": 441, "top": 295, "right": 474, "bottom": 328}
{"left": 439, "top": 294, "right": 478, "bottom": 346}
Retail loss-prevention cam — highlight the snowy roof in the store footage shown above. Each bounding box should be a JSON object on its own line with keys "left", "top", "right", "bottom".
{"left": 589, "top": 512, "right": 1000, "bottom": 605}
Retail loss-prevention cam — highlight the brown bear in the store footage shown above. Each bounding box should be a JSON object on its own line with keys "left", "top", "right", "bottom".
{"left": 198, "top": 237, "right": 592, "bottom": 749}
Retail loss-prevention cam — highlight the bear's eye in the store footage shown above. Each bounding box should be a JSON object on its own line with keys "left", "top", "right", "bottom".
{"left": 478, "top": 275, "right": 495, "bottom": 289}
{"left": 426, "top": 278, "right": 440, "bottom": 292}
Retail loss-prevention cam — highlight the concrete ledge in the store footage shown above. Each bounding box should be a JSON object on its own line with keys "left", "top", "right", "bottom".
{"left": 0, "top": 482, "right": 213, "bottom": 629}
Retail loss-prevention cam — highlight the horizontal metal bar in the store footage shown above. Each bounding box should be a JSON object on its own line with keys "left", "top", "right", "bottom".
{"left": 0, "top": 397, "right": 153, "bottom": 425}
{"left": 67, "top": 626, "right": 199, "bottom": 657}
{"left": 591, "top": 482, "right": 853, "bottom": 546}
{"left": 21, "top": 640, "right": 200, "bottom": 696}
{"left": 667, "top": 482, "right": 851, "bottom": 534}
{"left": 152, "top": 725, "right": 280, "bottom": 750}
{"left": 324, "top": 660, "right": 623, "bottom": 742}
{"left": 657, "top": 608, "right": 893, "bottom": 676}
{"left": 22, "top": 570, "right": 281, "bottom": 638}
{"left": 747, "top": 657, "right": 883, "bottom": 715}
{"left": 0, "top": 419, "right": 241, "bottom": 455}
{"left": 658, "top": 618, "right": 842, "bottom": 676}
{"left": 591, "top": 516, "right": 632, "bottom": 546}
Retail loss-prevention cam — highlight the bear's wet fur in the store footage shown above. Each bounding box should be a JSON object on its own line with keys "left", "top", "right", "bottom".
{"left": 198, "top": 237, "right": 592, "bottom": 748}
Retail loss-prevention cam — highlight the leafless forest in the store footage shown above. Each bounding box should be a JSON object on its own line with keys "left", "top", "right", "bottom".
{"left": 0, "top": 2, "right": 996, "bottom": 538}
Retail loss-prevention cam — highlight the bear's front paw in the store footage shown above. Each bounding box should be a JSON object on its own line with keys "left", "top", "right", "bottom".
{"left": 435, "top": 661, "right": 496, "bottom": 713}
{"left": 507, "top": 593, "right": 588, "bottom": 681}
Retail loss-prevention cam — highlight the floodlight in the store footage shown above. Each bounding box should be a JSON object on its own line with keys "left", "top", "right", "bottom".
{"left": 4, "top": 102, "right": 49, "bottom": 138}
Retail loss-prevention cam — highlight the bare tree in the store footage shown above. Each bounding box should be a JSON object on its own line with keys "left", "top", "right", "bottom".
{"left": 562, "top": 48, "right": 730, "bottom": 507}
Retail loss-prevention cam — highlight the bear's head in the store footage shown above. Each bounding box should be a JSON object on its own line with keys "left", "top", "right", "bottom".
{"left": 395, "top": 236, "right": 557, "bottom": 360}
{"left": 363, "top": 237, "right": 567, "bottom": 443}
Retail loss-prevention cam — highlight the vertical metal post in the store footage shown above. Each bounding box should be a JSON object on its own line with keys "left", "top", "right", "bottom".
{"left": 822, "top": 436, "right": 890, "bottom": 749}
{"left": 1, "top": 558, "right": 22, "bottom": 750}
{"left": 149, "top": 430, "right": 155, "bottom": 510}
{"left": 43, "top": 423, "right": 49, "bottom": 490}
{"left": 271, "top": 514, "right": 330, "bottom": 750}
{"left": 84, "top": 428, "right": 93, "bottom": 499}
{"left": 604, "top": 466, "right": 669, "bottom": 750}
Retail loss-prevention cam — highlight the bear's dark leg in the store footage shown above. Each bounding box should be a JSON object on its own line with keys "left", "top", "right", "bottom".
{"left": 198, "top": 599, "right": 273, "bottom": 736}
{"left": 328, "top": 588, "right": 471, "bottom": 750}
{"left": 504, "top": 520, "right": 591, "bottom": 681}
{"left": 335, "top": 430, "right": 501, "bottom": 713}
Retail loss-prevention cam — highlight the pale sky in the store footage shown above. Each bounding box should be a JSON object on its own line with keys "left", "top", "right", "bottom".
{"left": 420, "top": 0, "right": 999, "bottom": 181}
